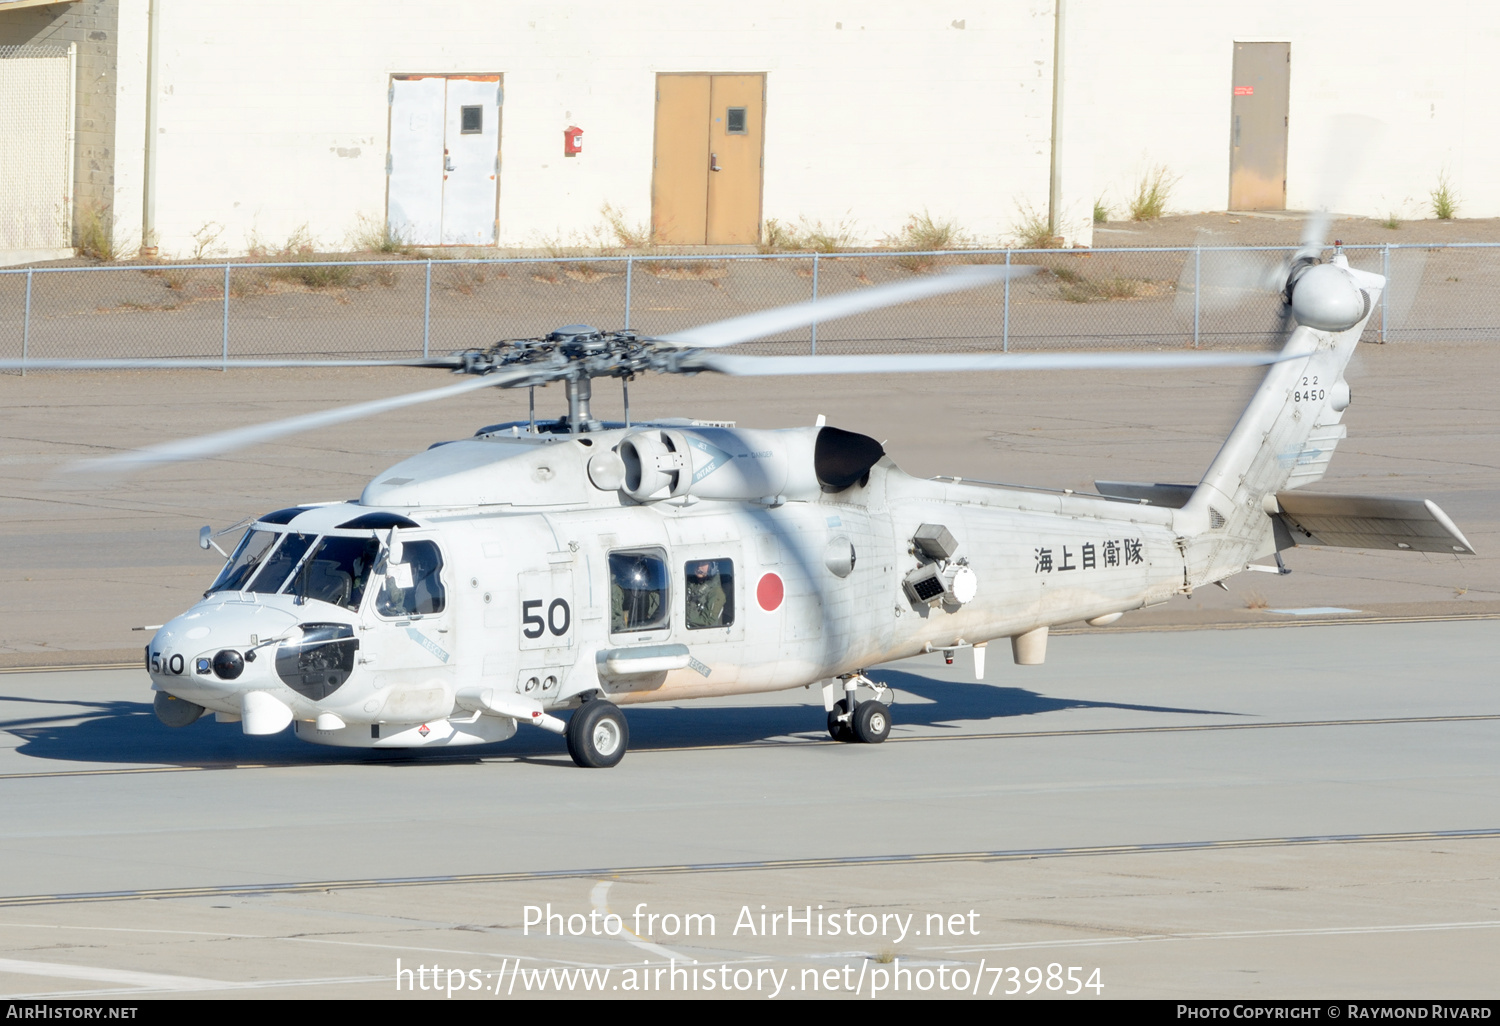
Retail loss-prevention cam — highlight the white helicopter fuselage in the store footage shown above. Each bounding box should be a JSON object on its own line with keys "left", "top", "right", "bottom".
{"left": 147, "top": 420, "right": 1184, "bottom": 749}
{"left": 145, "top": 255, "right": 1477, "bottom": 763}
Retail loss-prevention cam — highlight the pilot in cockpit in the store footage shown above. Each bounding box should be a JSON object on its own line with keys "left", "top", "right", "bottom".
{"left": 376, "top": 540, "right": 446, "bottom": 617}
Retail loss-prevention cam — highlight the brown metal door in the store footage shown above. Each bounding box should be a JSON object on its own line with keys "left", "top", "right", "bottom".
{"left": 651, "top": 75, "right": 711, "bottom": 244}
{"left": 1228, "top": 42, "right": 1289, "bottom": 211}
{"left": 652, "top": 73, "right": 764, "bottom": 245}
{"left": 705, "top": 74, "right": 765, "bottom": 244}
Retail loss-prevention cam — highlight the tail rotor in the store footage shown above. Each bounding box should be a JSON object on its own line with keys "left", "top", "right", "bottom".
{"left": 1174, "top": 114, "right": 1385, "bottom": 343}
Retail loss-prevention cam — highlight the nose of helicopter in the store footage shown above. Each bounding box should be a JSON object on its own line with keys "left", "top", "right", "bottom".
{"left": 147, "top": 602, "right": 301, "bottom": 703}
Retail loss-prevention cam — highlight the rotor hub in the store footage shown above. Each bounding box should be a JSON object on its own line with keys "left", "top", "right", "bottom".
{"left": 453, "top": 326, "right": 689, "bottom": 434}
{"left": 457, "top": 326, "right": 690, "bottom": 387}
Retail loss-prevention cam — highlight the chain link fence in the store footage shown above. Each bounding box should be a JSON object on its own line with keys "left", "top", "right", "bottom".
{"left": 0, "top": 244, "right": 1492, "bottom": 369}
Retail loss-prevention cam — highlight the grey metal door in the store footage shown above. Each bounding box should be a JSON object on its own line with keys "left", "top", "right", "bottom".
{"left": 1228, "top": 42, "right": 1289, "bottom": 211}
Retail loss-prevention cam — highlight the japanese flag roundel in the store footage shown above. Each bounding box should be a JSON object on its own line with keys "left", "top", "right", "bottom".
{"left": 756, "top": 573, "right": 784, "bottom": 612}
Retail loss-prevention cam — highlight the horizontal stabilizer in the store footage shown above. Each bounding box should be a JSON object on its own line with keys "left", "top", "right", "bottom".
{"left": 1273, "top": 492, "right": 1476, "bottom": 554}
{"left": 1095, "top": 481, "right": 1197, "bottom": 509}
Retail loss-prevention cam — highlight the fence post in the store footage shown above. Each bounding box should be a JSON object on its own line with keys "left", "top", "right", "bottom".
{"left": 624, "top": 256, "right": 633, "bottom": 330}
{"left": 423, "top": 259, "right": 433, "bottom": 359}
{"left": 1192, "top": 247, "right": 1202, "bottom": 349}
{"left": 22, "top": 268, "right": 32, "bottom": 376}
{"left": 221, "top": 263, "right": 230, "bottom": 370}
{"left": 810, "top": 252, "right": 819, "bottom": 355}
{"left": 1380, "top": 244, "right": 1390, "bottom": 343}
{"left": 1002, "top": 250, "right": 1011, "bottom": 353}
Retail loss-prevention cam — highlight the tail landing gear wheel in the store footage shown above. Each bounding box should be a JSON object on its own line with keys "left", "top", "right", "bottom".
{"left": 827, "top": 700, "right": 855, "bottom": 743}
{"left": 566, "top": 700, "right": 629, "bottom": 768}
{"left": 852, "top": 700, "right": 891, "bottom": 744}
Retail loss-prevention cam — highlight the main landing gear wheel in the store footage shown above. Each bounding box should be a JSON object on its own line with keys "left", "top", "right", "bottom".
{"left": 827, "top": 700, "right": 855, "bottom": 743}
{"left": 566, "top": 700, "right": 629, "bottom": 768}
{"left": 852, "top": 700, "right": 891, "bottom": 744}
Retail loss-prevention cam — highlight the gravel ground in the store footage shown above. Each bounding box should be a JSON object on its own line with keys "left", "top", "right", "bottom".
{"left": 6, "top": 212, "right": 1500, "bottom": 365}
{"left": 1094, "top": 210, "right": 1500, "bottom": 246}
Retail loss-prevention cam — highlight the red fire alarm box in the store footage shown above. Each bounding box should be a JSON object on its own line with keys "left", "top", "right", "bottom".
{"left": 564, "top": 126, "right": 583, "bottom": 156}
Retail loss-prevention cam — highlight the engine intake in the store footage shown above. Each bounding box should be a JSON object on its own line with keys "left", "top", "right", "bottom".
{"left": 612, "top": 425, "right": 883, "bottom": 503}
{"left": 618, "top": 429, "right": 692, "bottom": 501}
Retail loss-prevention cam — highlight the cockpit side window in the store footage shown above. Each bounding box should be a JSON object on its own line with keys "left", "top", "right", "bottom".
{"left": 288, "top": 535, "right": 382, "bottom": 611}
{"left": 375, "top": 540, "right": 446, "bottom": 617}
{"left": 609, "top": 550, "right": 669, "bottom": 633}
{"left": 208, "top": 529, "right": 278, "bottom": 594}
{"left": 247, "top": 532, "right": 316, "bottom": 594}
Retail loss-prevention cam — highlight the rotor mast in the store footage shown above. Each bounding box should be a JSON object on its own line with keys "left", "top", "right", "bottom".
{"left": 565, "top": 374, "right": 600, "bottom": 434}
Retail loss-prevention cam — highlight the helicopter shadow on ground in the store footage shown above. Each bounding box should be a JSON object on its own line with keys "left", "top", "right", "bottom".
{"left": 4, "top": 671, "right": 1243, "bottom": 771}
{"left": 619, "top": 669, "right": 1243, "bottom": 751}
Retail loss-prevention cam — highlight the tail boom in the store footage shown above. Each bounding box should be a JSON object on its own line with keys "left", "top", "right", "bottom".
{"left": 1181, "top": 265, "right": 1382, "bottom": 588}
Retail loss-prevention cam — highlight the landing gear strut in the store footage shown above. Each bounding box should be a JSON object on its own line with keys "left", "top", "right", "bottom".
{"left": 824, "top": 674, "right": 891, "bottom": 744}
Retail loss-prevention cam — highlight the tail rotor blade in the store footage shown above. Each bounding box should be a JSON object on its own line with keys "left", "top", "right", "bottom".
{"left": 1298, "top": 209, "right": 1332, "bottom": 258}
{"left": 1173, "top": 235, "right": 1286, "bottom": 320}
{"left": 1296, "top": 114, "right": 1382, "bottom": 259}
{"left": 1275, "top": 298, "right": 1295, "bottom": 341}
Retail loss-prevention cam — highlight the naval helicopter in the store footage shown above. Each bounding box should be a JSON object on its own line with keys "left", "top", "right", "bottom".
{"left": 6, "top": 245, "right": 1474, "bottom": 768}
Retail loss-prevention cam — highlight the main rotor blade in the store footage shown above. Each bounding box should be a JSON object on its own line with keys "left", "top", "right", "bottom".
{"left": 686, "top": 350, "right": 1302, "bottom": 377}
{"left": 65, "top": 369, "right": 530, "bottom": 477}
{"left": 0, "top": 357, "right": 464, "bottom": 371}
{"left": 655, "top": 265, "right": 1038, "bottom": 350}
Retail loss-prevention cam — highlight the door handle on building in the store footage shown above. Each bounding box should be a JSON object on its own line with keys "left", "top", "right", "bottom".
{"left": 710, "top": 152, "right": 721, "bottom": 172}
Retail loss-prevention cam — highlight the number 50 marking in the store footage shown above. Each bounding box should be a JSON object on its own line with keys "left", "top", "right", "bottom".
{"left": 522, "top": 598, "right": 571, "bottom": 639}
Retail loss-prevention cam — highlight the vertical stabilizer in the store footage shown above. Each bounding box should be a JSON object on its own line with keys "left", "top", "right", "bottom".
{"left": 1181, "top": 258, "right": 1382, "bottom": 588}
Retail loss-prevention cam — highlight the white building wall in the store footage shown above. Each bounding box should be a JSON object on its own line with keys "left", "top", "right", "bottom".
{"left": 132, "top": 1, "right": 1500, "bottom": 259}
{"left": 1069, "top": 2, "right": 1500, "bottom": 223}
{"left": 111, "top": 0, "right": 148, "bottom": 256}
{"left": 145, "top": 1, "right": 1058, "bottom": 258}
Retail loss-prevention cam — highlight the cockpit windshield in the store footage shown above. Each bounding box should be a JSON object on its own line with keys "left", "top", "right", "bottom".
{"left": 286, "top": 535, "right": 382, "bottom": 612}
{"left": 208, "top": 528, "right": 406, "bottom": 612}
{"left": 208, "top": 529, "right": 280, "bottom": 594}
{"left": 246, "top": 532, "right": 316, "bottom": 595}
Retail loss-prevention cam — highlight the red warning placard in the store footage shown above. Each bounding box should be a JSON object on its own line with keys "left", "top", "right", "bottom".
{"left": 1234, "top": 85, "right": 1254, "bottom": 96}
